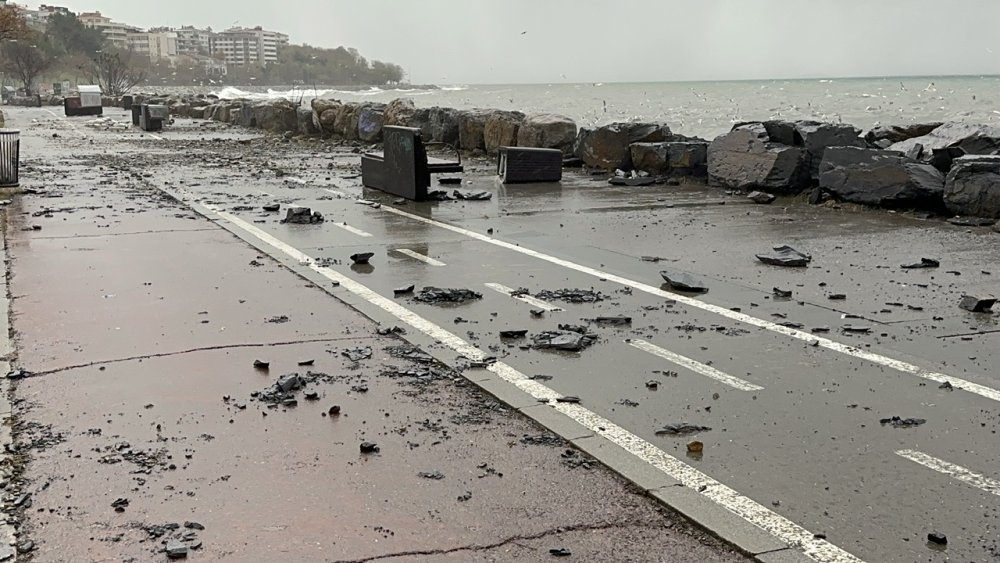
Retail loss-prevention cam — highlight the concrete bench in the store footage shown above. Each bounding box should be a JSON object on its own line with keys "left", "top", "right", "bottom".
{"left": 361, "top": 126, "right": 463, "bottom": 201}
{"left": 497, "top": 146, "right": 562, "bottom": 183}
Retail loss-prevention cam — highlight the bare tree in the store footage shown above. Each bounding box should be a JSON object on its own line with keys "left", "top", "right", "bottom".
{"left": 2, "top": 39, "right": 51, "bottom": 93}
{"left": 94, "top": 50, "right": 146, "bottom": 96}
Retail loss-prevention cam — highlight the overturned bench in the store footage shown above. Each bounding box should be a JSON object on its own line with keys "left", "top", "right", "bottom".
{"left": 361, "top": 126, "right": 463, "bottom": 201}
{"left": 497, "top": 146, "right": 562, "bottom": 183}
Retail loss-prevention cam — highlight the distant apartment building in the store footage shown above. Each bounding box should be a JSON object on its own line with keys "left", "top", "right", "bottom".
{"left": 78, "top": 11, "right": 132, "bottom": 49}
{"left": 211, "top": 26, "right": 289, "bottom": 66}
{"left": 10, "top": 3, "right": 70, "bottom": 29}
{"left": 174, "top": 26, "right": 213, "bottom": 56}
{"left": 127, "top": 30, "right": 178, "bottom": 61}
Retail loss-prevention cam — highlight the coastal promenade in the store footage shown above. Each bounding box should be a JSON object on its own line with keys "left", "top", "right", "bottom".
{"left": 2, "top": 105, "right": 999, "bottom": 562}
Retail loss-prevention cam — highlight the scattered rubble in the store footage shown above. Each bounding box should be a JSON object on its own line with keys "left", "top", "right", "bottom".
{"left": 281, "top": 206, "right": 324, "bottom": 224}
{"left": 879, "top": 416, "right": 926, "bottom": 428}
{"left": 756, "top": 245, "right": 812, "bottom": 267}
{"left": 747, "top": 191, "right": 776, "bottom": 204}
{"left": 927, "top": 532, "right": 948, "bottom": 545}
{"left": 350, "top": 252, "right": 374, "bottom": 264}
{"left": 453, "top": 189, "right": 492, "bottom": 200}
{"left": 660, "top": 270, "right": 709, "bottom": 293}
{"left": 342, "top": 347, "right": 373, "bottom": 362}
{"left": 500, "top": 330, "right": 528, "bottom": 338}
{"left": 959, "top": 296, "right": 996, "bottom": 312}
{"left": 655, "top": 423, "right": 712, "bottom": 436}
{"left": 589, "top": 316, "right": 632, "bottom": 326}
{"left": 535, "top": 288, "right": 605, "bottom": 303}
{"left": 165, "top": 540, "right": 189, "bottom": 559}
{"left": 532, "top": 327, "right": 598, "bottom": 351}
{"left": 393, "top": 284, "right": 415, "bottom": 296}
{"left": 414, "top": 287, "right": 483, "bottom": 304}
{"left": 901, "top": 258, "right": 940, "bottom": 269}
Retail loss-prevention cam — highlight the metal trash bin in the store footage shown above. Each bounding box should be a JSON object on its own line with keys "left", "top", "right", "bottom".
{"left": 497, "top": 146, "right": 562, "bottom": 183}
{"left": 139, "top": 104, "right": 169, "bottom": 132}
{"left": 0, "top": 130, "right": 20, "bottom": 188}
{"left": 131, "top": 104, "right": 142, "bottom": 126}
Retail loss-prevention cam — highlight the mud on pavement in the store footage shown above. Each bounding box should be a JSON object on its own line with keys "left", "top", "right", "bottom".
{"left": 0, "top": 107, "right": 750, "bottom": 561}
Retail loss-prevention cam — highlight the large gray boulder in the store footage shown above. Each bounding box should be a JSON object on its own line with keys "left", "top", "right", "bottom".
{"left": 404, "top": 106, "right": 460, "bottom": 144}
{"left": 312, "top": 98, "right": 342, "bottom": 136}
{"left": 384, "top": 98, "right": 417, "bottom": 127}
{"left": 944, "top": 155, "right": 1000, "bottom": 218}
{"left": 707, "top": 124, "right": 810, "bottom": 192}
{"left": 630, "top": 141, "right": 708, "bottom": 176}
{"left": 311, "top": 98, "right": 340, "bottom": 116}
{"left": 516, "top": 113, "right": 577, "bottom": 154}
{"left": 889, "top": 122, "right": 1000, "bottom": 160}
{"left": 577, "top": 122, "right": 672, "bottom": 169}
{"left": 794, "top": 121, "right": 865, "bottom": 179}
{"left": 819, "top": 146, "right": 945, "bottom": 209}
{"left": 333, "top": 103, "right": 362, "bottom": 140}
{"left": 483, "top": 110, "right": 524, "bottom": 154}
{"left": 297, "top": 107, "right": 319, "bottom": 136}
{"left": 458, "top": 109, "right": 492, "bottom": 151}
{"left": 357, "top": 104, "right": 386, "bottom": 142}
{"left": 229, "top": 104, "right": 255, "bottom": 128}
{"left": 865, "top": 123, "right": 943, "bottom": 146}
{"left": 253, "top": 100, "right": 298, "bottom": 133}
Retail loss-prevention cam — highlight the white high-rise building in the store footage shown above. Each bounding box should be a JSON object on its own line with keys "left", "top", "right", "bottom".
{"left": 78, "top": 11, "right": 133, "bottom": 49}
{"left": 174, "top": 26, "right": 213, "bottom": 57}
{"left": 211, "top": 26, "right": 289, "bottom": 66}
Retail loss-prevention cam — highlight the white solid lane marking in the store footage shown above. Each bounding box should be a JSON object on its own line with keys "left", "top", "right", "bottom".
{"left": 44, "top": 109, "right": 85, "bottom": 137}
{"left": 897, "top": 450, "right": 1000, "bottom": 497}
{"left": 332, "top": 222, "right": 373, "bottom": 237}
{"left": 395, "top": 248, "right": 446, "bottom": 266}
{"left": 198, "top": 205, "right": 863, "bottom": 563}
{"left": 629, "top": 340, "right": 764, "bottom": 392}
{"left": 379, "top": 205, "right": 1000, "bottom": 405}
{"left": 484, "top": 282, "right": 563, "bottom": 312}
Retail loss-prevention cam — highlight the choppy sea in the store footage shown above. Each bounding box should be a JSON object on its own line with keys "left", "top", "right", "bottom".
{"left": 190, "top": 76, "right": 1000, "bottom": 140}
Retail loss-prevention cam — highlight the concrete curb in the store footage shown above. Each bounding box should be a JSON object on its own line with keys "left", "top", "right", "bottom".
{"left": 0, "top": 219, "right": 19, "bottom": 560}
{"left": 163, "top": 189, "right": 810, "bottom": 562}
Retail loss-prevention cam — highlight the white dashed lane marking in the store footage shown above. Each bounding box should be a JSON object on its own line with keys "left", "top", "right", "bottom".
{"left": 629, "top": 339, "right": 764, "bottom": 392}
{"left": 332, "top": 222, "right": 373, "bottom": 237}
{"left": 897, "top": 450, "right": 1000, "bottom": 497}
{"left": 394, "top": 248, "right": 445, "bottom": 266}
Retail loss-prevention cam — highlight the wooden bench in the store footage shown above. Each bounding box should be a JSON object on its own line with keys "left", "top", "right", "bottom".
{"left": 361, "top": 126, "right": 463, "bottom": 201}
{"left": 497, "top": 146, "right": 562, "bottom": 183}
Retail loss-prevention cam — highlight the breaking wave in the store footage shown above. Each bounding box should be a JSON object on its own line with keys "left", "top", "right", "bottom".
{"left": 211, "top": 85, "right": 452, "bottom": 101}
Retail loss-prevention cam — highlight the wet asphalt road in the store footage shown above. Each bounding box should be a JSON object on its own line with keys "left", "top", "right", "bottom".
{"left": 12, "top": 106, "right": 1000, "bottom": 562}
{"left": 5, "top": 107, "right": 755, "bottom": 563}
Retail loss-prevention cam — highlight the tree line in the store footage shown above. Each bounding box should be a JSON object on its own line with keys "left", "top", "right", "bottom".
{"left": 0, "top": 6, "right": 407, "bottom": 95}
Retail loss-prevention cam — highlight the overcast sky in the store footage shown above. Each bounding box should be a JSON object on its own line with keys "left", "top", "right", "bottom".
{"left": 23, "top": 0, "right": 1000, "bottom": 84}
